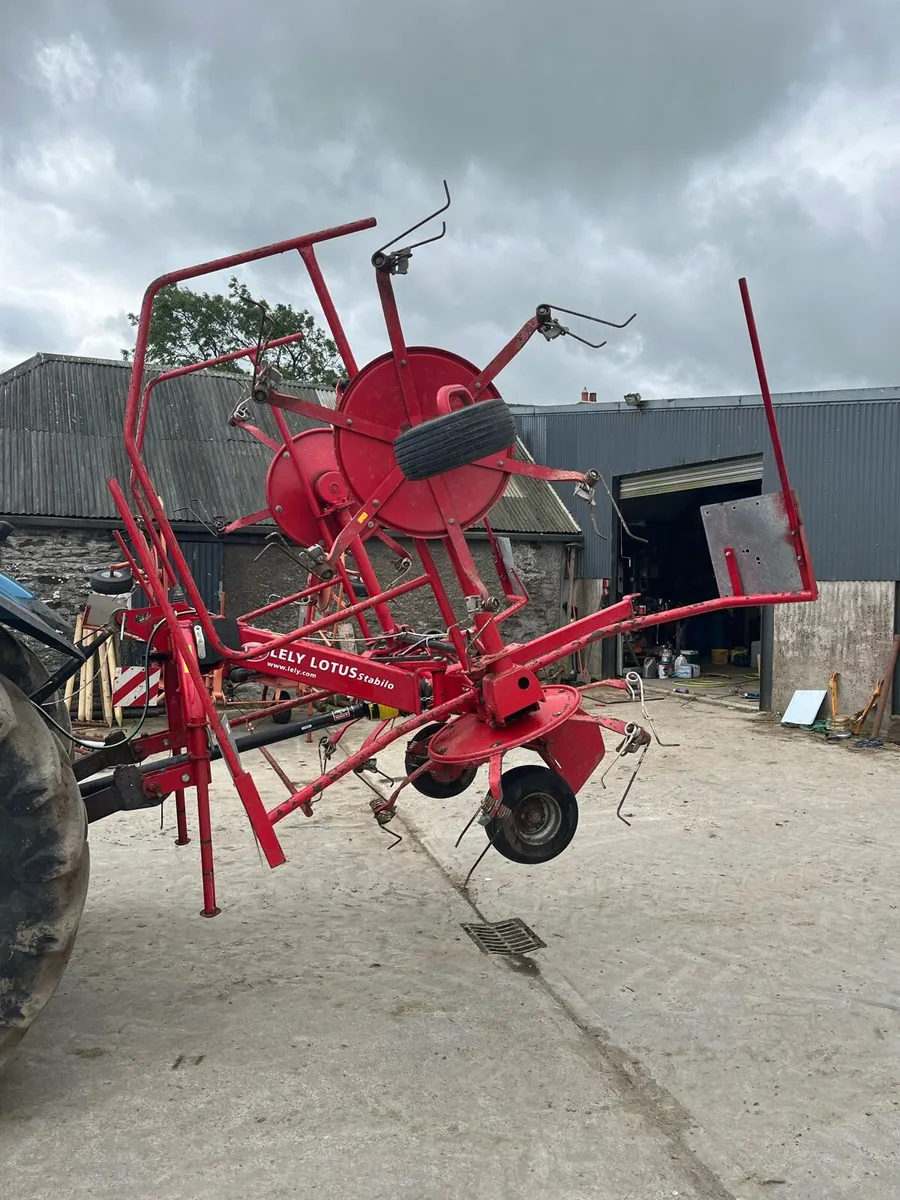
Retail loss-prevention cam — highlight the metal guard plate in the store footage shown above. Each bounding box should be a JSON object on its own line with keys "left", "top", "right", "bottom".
{"left": 701, "top": 490, "right": 804, "bottom": 597}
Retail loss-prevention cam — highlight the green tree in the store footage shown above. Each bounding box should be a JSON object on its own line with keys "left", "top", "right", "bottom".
{"left": 122, "top": 276, "right": 342, "bottom": 384}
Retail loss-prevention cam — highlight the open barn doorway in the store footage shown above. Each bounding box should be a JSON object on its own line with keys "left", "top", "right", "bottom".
{"left": 614, "top": 457, "right": 765, "bottom": 706}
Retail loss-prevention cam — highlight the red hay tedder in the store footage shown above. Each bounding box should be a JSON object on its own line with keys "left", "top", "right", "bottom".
{"left": 88, "top": 184, "right": 819, "bottom": 912}
{"left": 0, "top": 186, "right": 817, "bottom": 1064}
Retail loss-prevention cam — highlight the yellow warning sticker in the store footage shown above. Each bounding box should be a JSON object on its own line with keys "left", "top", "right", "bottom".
{"left": 357, "top": 511, "right": 369, "bottom": 524}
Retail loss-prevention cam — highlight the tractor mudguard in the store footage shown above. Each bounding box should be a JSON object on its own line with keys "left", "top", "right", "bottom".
{"left": 0, "top": 571, "right": 82, "bottom": 659}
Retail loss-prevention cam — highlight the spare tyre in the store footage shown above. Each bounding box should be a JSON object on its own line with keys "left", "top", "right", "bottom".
{"left": 393, "top": 398, "right": 517, "bottom": 482}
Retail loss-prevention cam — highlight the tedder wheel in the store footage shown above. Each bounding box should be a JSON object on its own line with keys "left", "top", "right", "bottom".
{"left": 0, "top": 629, "right": 89, "bottom": 1070}
{"left": 404, "top": 723, "right": 478, "bottom": 799}
{"left": 486, "top": 765, "right": 579, "bottom": 865}
{"left": 271, "top": 689, "right": 293, "bottom": 725}
{"left": 393, "top": 398, "right": 517, "bottom": 482}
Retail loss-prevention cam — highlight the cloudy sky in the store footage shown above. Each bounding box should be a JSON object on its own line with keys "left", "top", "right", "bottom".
{"left": 2, "top": 1, "right": 898, "bottom": 404}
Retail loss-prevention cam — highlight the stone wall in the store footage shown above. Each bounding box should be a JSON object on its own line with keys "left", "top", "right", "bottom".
{"left": 772, "top": 580, "right": 898, "bottom": 717}
{"left": 0, "top": 523, "right": 120, "bottom": 627}
{"left": 2, "top": 522, "right": 568, "bottom": 655}
{"left": 223, "top": 537, "right": 567, "bottom": 645}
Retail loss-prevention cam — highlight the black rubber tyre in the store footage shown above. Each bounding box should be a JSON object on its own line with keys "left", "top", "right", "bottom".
{"left": 393, "top": 398, "right": 517, "bottom": 482}
{"left": 271, "top": 690, "right": 293, "bottom": 724}
{"left": 486, "top": 765, "right": 578, "bottom": 865}
{"left": 89, "top": 568, "right": 133, "bottom": 595}
{"left": 404, "top": 722, "right": 478, "bottom": 799}
{"left": 0, "top": 629, "right": 89, "bottom": 1070}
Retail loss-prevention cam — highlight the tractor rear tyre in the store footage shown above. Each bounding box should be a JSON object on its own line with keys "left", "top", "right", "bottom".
{"left": 0, "top": 629, "right": 89, "bottom": 1070}
{"left": 393, "top": 398, "right": 517, "bottom": 482}
{"left": 486, "top": 765, "right": 578, "bottom": 865}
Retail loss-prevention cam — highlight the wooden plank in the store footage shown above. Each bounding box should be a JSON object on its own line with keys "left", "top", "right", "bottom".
{"left": 64, "top": 612, "right": 84, "bottom": 715}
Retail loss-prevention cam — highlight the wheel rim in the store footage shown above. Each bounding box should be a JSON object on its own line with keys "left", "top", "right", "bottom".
{"left": 512, "top": 791, "right": 562, "bottom": 846}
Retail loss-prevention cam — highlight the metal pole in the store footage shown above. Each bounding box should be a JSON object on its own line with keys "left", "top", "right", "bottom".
{"left": 870, "top": 634, "right": 900, "bottom": 741}
{"left": 759, "top": 605, "right": 774, "bottom": 712}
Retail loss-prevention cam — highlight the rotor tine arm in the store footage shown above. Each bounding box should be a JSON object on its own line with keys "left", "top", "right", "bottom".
{"left": 228, "top": 414, "right": 281, "bottom": 452}
{"left": 471, "top": 454, "right": 592, "bottom": 485}
{"left": 502, "top": 460, "right": 587, "bottom": 484}
{"left": 221, "top": 509, "right": 273, "bottom": 536}
{"left": 325, "top": 467, "right": 406, "bottom": 564}
{"left": 470, "top": 302, "right": 635, "bottom": 395}
{"left": 469, "top": 315, "right": 542, "bottom": 395}
{"left": 373, "top": 527, "right": 413, "bottom": 567}
{"left": 263, "top": 390, "right": 397, "bottom": 444}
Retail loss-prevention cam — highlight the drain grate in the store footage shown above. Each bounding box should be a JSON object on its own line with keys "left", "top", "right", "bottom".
{"left": 461, "top": 918, "right": 546, "bottom": 956}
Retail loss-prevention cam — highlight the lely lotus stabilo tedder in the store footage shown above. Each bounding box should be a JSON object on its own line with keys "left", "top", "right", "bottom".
{"left": 91, "top": 183, "right": 817, "bottom": 912}
{"left": 0, "top": 183, "right": 819, "bottom": 1064}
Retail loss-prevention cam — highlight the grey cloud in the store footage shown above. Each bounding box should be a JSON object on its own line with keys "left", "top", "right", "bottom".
{"left": 0, "top": 303, "right": 63, "bottom": 360}
{"left": 2, "top": 0, "right": 898, "bottom": 402}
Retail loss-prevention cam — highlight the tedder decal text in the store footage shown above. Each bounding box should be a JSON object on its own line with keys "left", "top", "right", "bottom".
{"left": 259, "top": 646, "right": 395, "bottom": 691}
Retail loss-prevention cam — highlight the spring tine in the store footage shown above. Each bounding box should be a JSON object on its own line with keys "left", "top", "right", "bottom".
{"left": 381, "top": 824, "right": 403, "bottom": 849}
{"left": 404, "top": 222, "right": 447, "bottom": 253}
{"left": 598, "top": 722, "right": 638, "bottom": 788}
{"left": 454, "top": 803, "right": 482, "bottom": 849}
{"left": 464, "top": 839, "right": 495, "bottom": 889}
{"left": 547, "top": 304, "right": 637, "bottom": 329}
{"left": 615, "top": 744, "right": 647, "bottom": 826}
{"left": 374, "top": 180, "right": 451, "bottom": 256}
{"left": 564, "top": 329, "right": 609, "bottom": 350}
{"left": 624, "top": 671, "right": 679, "bottom": 746}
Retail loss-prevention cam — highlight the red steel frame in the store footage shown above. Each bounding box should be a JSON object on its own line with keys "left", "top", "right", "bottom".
{"left": 106, "top": 209, "right": 818, "bottom": 915}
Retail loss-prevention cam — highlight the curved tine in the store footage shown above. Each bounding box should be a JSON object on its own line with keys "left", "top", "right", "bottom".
{"left": 374, "top": 180, "right": 452, "bottom": 256}
{"left": 548, "top": 304, "right": 637, "bottom": 330}
{"left": 566, "top": 330, "right": 608, "bottom": 350}
{"left": 405, "top": 221, "right": 447, "bottom": 253}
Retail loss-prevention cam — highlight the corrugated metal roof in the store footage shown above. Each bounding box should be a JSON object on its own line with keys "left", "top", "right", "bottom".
{"left": 514, "top": 393, "right": 900, "bottom": 581}
{"left": 0, "top": 354, "right": 578, "bottom": 537}
{"left": 511, "top": 383, "right": 900, "bottom": 415}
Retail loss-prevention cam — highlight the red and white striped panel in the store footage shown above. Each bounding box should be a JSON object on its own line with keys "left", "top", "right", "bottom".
{"left": 112, "top": 665, "right": 162, "bottom": 708}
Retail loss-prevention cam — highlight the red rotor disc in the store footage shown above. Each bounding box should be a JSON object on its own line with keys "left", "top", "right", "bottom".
{"left": 265, "top": 428, "right": 350, "bottom": 545}
{"left": 334, "top": 347, "right": 512, "bottom": 539}
{"left": 427, "top": 687, "right": 584, "bottom": 764}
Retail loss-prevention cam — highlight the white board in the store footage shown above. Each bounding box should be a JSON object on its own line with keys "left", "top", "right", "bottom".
{"left": 781, "top": 689, "right": 828, "bottom": 726}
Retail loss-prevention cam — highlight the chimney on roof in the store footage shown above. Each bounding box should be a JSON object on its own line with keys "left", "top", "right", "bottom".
{"left": 581, "top": 388, "right": 589, "bottom": 403}
{"left": 589, "top": 391, "right": 596, "bottom": 403}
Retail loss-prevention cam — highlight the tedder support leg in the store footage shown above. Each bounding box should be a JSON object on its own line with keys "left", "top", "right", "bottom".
{"left": 174, "top": 789, "right": 190, "bottom": 846}
{"left": 195, "top": 766, "right": 219, "bottom": 917}
{"left": 185, "top": 720, "right": 220, "bottom": 917}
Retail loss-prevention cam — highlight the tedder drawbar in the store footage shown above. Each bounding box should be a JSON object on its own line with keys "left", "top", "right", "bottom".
{"left": 79, "top": 185, "right": 817, "bottom": 916}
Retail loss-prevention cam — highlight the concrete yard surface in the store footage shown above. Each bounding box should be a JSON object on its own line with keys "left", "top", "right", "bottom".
{"left": 397, "top": 700, "right": 900, "bottom": 1199}
{"left": 0, "top": 698, "right": 897, "bottom": 1198}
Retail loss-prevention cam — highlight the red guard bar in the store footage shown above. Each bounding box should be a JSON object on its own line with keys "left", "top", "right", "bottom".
{"left": 739, "top": 278, "right": 798, "bottom": 532}
{"left": 739, "top": 277, "right": 815, "bottom": 594}
{"left": 108, "top": 477, "right": 287, "bottom": 868}
{"left": 119, "top": 217, "right": 378, "bottom": 659}
{"left": 132, "top": 332, "right": 306, "bottom": 464}
{"left": 125, "top": 217, "right": 375, "bottom": 446}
